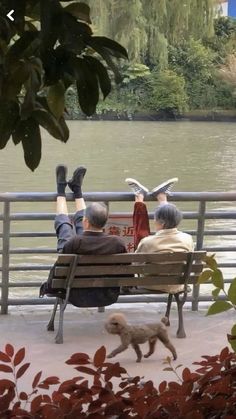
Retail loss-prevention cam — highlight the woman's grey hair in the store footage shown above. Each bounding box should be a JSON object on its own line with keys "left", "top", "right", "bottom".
{"left": 154, "top": 203, "right": 182, "bottom": 229}
{"left": 85, "top": 202, "right": 108, "bottom": 228}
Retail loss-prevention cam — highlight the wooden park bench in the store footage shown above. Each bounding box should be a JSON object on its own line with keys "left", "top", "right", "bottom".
{"left": 47, "top": 251, "right": 206, "bottom": 343}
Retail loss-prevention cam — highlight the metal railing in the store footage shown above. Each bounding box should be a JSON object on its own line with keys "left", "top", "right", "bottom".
{"left": 1, "top": 191, "right": 236, "bottom": 314}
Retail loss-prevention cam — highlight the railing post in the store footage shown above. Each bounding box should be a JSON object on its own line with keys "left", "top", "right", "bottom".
{"left": 192, "top": 200, "right": 206, "bottom": 311}
{"left": 1, "top": 201, "right": 10, "bottom": 314}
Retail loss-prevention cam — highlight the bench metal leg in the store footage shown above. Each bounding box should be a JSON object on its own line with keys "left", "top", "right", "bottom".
{"left": 164, "top": 294, "right": 173, "bottom": 326}
{"left": 55, "top": 298, "right": 65, "bottom": 344}
{"left": 174, "top": 293, "right": 186, "bottom": 338}
{"left": 47, "top": 298, "right": 59, "bottom": 331}
{"left": 98, "top": 306, "right": 105, "bottom": 313}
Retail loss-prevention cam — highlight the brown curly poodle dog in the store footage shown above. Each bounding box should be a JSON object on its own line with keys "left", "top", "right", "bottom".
{"left": 105, "top": 313, "right": 177, "bottom": 363}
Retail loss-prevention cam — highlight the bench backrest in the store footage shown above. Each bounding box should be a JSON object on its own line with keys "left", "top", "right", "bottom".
{"left": 51, "top": 251, "right": 206, "bottom": 289}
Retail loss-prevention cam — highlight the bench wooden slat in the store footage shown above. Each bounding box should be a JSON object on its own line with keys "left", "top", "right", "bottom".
{"left": 52, "top": 274, "right": 201, "bottom": 289}
{"left": 56, "top": 252, "right": 195, "bottom": 265}
{"left": 54, "top": 262, "right": 203, "bottom": 277}
{"left": 54, "top": 263, "right": 185, "bottom": 277}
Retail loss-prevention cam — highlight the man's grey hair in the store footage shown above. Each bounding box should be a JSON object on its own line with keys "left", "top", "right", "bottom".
{"left": 154, "top": 203, "right": 182, "bottom": 229}
{"left": 85, "top": 202, "right": 108, "bottom": 229}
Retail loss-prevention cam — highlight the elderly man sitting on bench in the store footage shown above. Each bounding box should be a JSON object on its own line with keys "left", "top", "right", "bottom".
{"left": 40, "top": 165, "right": 126, "bottom": 307}
{"left": 125, "top": 177, "right": 194, "bottom": 294}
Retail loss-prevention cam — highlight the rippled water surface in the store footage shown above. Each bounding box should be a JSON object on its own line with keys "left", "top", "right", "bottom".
{"left": 0, "top": 121, "right": 236, "bottom": 296}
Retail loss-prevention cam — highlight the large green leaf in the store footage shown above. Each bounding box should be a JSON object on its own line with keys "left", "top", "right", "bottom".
{"left": 47, "top": 81, "right": 65, "bottom": 119}
{"left": 33, "top": 107, "right": 68, "bottom": 142}
{"left": 74, "top": 58, "right": 99, "bottom": 115}
{"left": 4, "top": 61, "right": 31, "bottom": 100}
{"left": 198, "top": 269, "right": 213, "bottom": 284}
{"left": 212, "top": 287, "right": 221, "bottom": 299}
{"left": 40, "top": 0, "right": 62, "bottom": 51}
{"left": 205, "top": 255, "right": 218, "bottom": 271}
{"left": 91, "top": 37, "right": 129, "bottom": 59}
{"left": 228, "top": 324, "right": 236, "bottom": 352}
{"left": 84, "top": 56, "right": 111, "bottom": 99}
{"left": 207, "top": 301, "right": 233, "bottom": 316}
{"left": 59, "top": 13, "right": 91, "bottom": 54}
{"left": 20, "top": 118, "right": 41, "bottom": 171}
{"left": 6, "top": 32, "right": 40, "bottom": 64}
{"left": 58, "top": 116, "right": 69, "bottom": 142}
{"left": 212, "top": 269, "right": 224, "bottom": 290}
{"left": 0, "top": 100, "right": 19, "bottom": 149}
{"left": 86, "top": 39, "right": 122, "bottom": 83}
{"left": 64, "top": 2, "right": 91, "bottom": 24}
{"left": 25, "top": 0, "right": 40, "bottom": 20}
{"left": 11, "top": 0, "right": 26, "bottom": 34}
{"left": 228, "top": 279, "right": 236, "bottom": 305}
{"left": 0, "top": 17, "right": 12, "bottom": 44}
{"left": 21, "top": 57, "right": 43, "bottom": 118}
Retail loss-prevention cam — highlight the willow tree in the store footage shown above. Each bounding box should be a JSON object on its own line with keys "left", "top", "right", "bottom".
{"left": 0, "top": 1, "right": 128, "bottom": 170}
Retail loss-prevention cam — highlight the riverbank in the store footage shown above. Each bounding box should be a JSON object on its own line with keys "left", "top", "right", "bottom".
{"left": 67, "top": 109, "right": 236, "bottom": 122}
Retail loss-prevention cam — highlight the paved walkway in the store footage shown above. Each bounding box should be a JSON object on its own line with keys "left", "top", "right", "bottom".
{"left": 0, "top": 302, "right": 234, "bottom": 392}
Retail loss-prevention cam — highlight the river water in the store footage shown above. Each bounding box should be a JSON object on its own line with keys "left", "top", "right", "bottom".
{"left": 0, "top": 121, "right": 236, "bottom": 297}
{"left": 1, "top": 120, "right": 236, "bottom": 195}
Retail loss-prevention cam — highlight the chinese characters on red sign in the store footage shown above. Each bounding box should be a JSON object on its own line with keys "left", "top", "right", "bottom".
{"left": 105, "top": 216, "right": 134, "bottom": 252}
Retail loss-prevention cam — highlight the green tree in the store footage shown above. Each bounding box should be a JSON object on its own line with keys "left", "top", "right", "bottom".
{"left": 144, "top": 69, "right": 188, "bottom": 116}
{"left": 169, "top": 38, "right": 216, "bottom": 109}
{"left": 0, "top": 1, "right": 128, "bottom": 170}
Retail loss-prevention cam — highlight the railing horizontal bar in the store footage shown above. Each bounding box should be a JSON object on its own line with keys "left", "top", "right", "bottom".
{"left": 197, "top": 230, "right": 236, "bottom": 235}
{"left": 0, "top": 230, "right": 235, "bottom": 239}
{"left": 7, "top": 265, "right": 52, "bottom": 271}
{"left": 7, "top": 282, "right": 41, "bottom": 287}
{"left": 0, "top": 191, "right": 235, "bottom": 202}
{"left": 0, "top": 210, "right": 234, "bottom": 222}
{"left": 5, "top": 298, "right": 56, "bottom": 305}
{"left": 0, "top": 233, "right": 56, "bottom": 238}
{"left": 218, "top": 263, "right": 236, "bottom": 268}
{"left": 1, "top": 279, "right": 233, "bottom": 288}
{"left": 2, "top": 293, "right": 226, "bottom": 307}
{"left": 203, "top": 246, "right": 236, "bottom": 251}
{"left": 0, "top": 246, "right": 235, "bottom": 255}
{"left": 1, "top": 249, "right": 57, "bottom": 254}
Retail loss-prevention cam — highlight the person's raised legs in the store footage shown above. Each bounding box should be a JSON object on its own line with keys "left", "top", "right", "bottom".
{"left": 56, "top": 165, "right": 68, "bottom": 215}
{"left": 68, "top": 166, "right": 87, "bottom": 235}
{"left": 55, "top": 165, "right": 74, "bottom": 252}
{"left": 125, "top": 178, "right": 150, "bottom": 249}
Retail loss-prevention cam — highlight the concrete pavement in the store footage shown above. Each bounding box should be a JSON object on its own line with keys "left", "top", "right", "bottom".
{"left": 0, "top": 302, "right": 234, "bottom": 392}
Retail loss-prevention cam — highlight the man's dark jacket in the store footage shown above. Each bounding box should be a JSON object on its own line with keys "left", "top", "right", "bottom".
{"left": 40, "top": 231, "right": 127, "bottom": 307}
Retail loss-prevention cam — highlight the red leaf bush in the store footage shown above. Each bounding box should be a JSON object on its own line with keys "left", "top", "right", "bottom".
{"left": 0, "top": 343, "right": 236, "bottom": 418}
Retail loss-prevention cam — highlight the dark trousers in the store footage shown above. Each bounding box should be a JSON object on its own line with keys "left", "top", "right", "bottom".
{"left": 54, "top": 210, "right": 84, "bottom": 252}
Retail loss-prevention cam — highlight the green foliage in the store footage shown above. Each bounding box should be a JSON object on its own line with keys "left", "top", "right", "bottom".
{"left": 144, "top": 70, "right": 188, "bottom": 115}
{"left": 214, "top": 16, "right": 236, "bottom": 40}
{"left": 0, "top": 1, "right": 128, "bottom": 170}
{"left": 66, "top": 3, "right": 236, "bottom": 118}
{"left": 1, "top": 343, "right": 236, "bottom": 418}
{"left": 198, "top": 256, "right": 236, "bottom": 351}
{"left": 169, "top": 38, "right": 215, "bottom": 82}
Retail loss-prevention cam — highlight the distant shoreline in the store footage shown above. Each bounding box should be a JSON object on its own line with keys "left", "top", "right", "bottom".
{"left": 67, "top": 110, "right": 236, "bottom": 122}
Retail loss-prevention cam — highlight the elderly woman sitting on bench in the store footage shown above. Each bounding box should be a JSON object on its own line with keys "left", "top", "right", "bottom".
{"left": 125, "top": 177, "right": 194, "bottom": 294}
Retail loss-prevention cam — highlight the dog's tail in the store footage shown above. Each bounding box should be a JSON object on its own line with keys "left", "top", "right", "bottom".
{"left": 161, "top": 316, "right": 170, "bottom": 326}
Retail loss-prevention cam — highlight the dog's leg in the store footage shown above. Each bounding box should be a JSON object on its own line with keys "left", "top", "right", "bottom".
{"left": 164, "top": 294, "right": 172, "bottom": 326}
{"left": 158, "top": 330, "right": 177, "bottom": 360}
{"left": 131, "top": 343, "right": 142, "bottom": 362}
{"left": 107, "top": 343, "right": 129, "bottom": 358}
{"left": 144, "top": 337, "right": 157, "bottom": 358}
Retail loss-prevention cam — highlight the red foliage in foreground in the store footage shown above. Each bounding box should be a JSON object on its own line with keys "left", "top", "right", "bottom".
{"left": 0, "top": 344, "right": 236, "bottom": 418}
